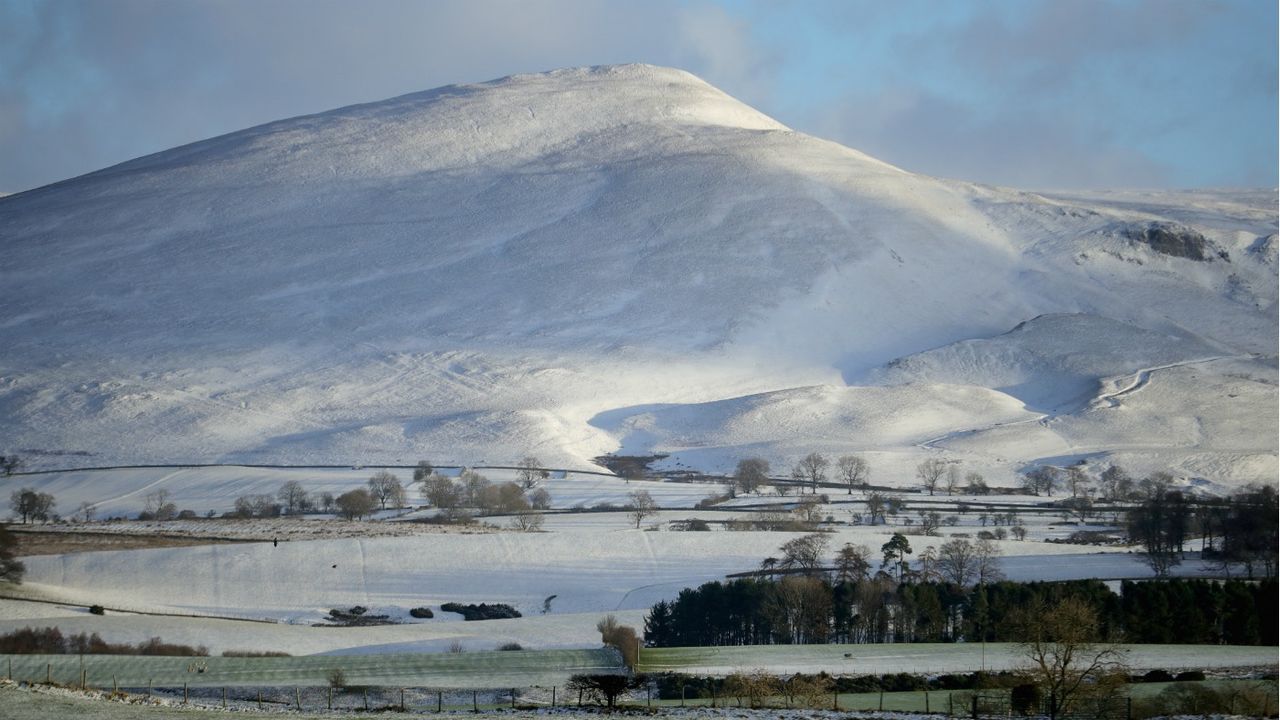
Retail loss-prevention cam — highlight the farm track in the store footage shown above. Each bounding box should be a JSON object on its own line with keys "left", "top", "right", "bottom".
{"left": 914, "top": 354, "right": 1249, "bottom": 454}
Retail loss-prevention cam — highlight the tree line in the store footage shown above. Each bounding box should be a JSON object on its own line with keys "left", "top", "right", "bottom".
{"left": 643, "top": 576, "right": 1276, "bottom": 648}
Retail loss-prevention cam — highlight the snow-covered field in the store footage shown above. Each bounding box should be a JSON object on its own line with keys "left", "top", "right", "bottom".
{"left": 0, "top": 470, "right": 1231, "bottom": 660}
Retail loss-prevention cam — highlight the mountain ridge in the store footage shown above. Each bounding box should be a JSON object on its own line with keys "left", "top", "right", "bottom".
{"left": 0, "top": 64, "right": 1274, "bottom": 486}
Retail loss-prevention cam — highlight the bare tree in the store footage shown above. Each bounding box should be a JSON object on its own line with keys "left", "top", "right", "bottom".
{"left": 965, "top": 472, "right": 989, "bottom": 495}
{"left": 318, "top": 492, "right": 335, "bottom": 513}
{"left": 480, "top": 482, "right": 529, "bottom": 515}
{"left": 366, "top": 471, "right": 404, "bottom": 510}
{"left": 1064, "top": 466, "right": 1090, "bottom": 498}
{"left": 1011, "top": 524, "right": 1028, "bottom": 541}
{"left": 944, "top": 464, "right": 962, "bottom": 495}
{"left": 277, "top": 480, "right": 310, "bottom": 515}
{"left": 528, "top": 487, "right": 552, "bottom": 510}
{"left": 1127, "top": 487, "right": 1189, "bottom": 577}
{"left": 734, "top": 458, "right": 770, "bottom": 495}
{"left": 835, "top": 455, "right": 869, "bottom": 494}
{"left": 1015, "top": 596, "right": 1128, "bottom": 718}
{"left": 75, "top": 502, "right": 97, "bottom": 523}
{"left": 1099, "top": 465, "right": 1133, "bottom": 501}
{"left": 791, "top": 453, "right": 828, "bottom": 494}
{"left": 627, "top": 490, "right": 657, "bottom": 528}
{"left": 938, "top": 538, "right": 977, "bottom": 585}
{"left": 975, "top": 537, "right": 1005, "bottom": 584}
{"left": 833, "top": 543, "right": 871, "bottom": 583}
{"left": 1023, "top": 466, "right": 1060, "bottom": 496}
{"left": 916, "top": 458, "right": 948, "bottom": 495}
{"left": 864, "top": 491, "right": 889, "bottom": 525}
{"left": 510, "top": 509, "right": 545, "bottom": 532}
{"left": 459, "top": 469, "right": 490, "bottom": 507}
{"left": 143, "top": 489, "right": 177, "bottom": 520}
{"left": 918, "top": 510, "right": 943, "bottom": 536}
{"left": 1, "top": 455, "right": 23, "bottom": 476}
{"left": 516, "top": 456, "right": 549, "bottom": 489}
{"left": 10, "top": 488, "right": 56, "bottom": 524}
{"left": 421, "top": 474, "right": 460, "bottom": 509}
{"left": 778, "top": 533, "right": 830, "bottom": 575}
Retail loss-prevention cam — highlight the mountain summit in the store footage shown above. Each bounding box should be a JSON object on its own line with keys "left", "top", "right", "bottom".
{"left": 0, "top": 65, "right": 1275, "bottom": 485}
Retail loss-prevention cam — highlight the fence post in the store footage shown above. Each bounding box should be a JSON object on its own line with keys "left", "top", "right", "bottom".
{"left": 438, "top": 690, "right": 443, "bottom": 712}
{"left": 648, "top": 684, "right": 652, "bottom": 709}
{"left": 46, "top": 662, "right": 50, "bottom": 684}
{"left": 113, "top": 675, "right": 118, "bottom": 694}
{"left": 81, "top": 668, "right": 86, "bottom": 690}
{"left": 926, "top": 689, "right": 930, "bottom": 713}
{"left": 972, "top": 693, "right": 978, "bottom": 719}
{"left": 402, "top": 687, "right": 406, "bottom": 712}
{"left": 473, "top": 690, "right": 478, "bottom": 712}
{"left": 148, "top": 679, "right": 152, "bottom": 700}
{"left": 257, "top": 689, "right": 262, "bottom": 709}
{"left": 328, "top": 686, "right": 332, "bottom": 710}
{"left": 552, "top": 686, "right": 556, "bottom": 707}
{"left": 511, "top": 688, "right": 516, "bottom": 709}
{"left": 833, "top": 688, "right": 839, "bottom": 711}
{"left": 364, "top": 688, "right": 370, "bottom": 711}
{"left": 222, "top": 687, "right": 227, "bottom": 708}
{"left": 183, "top": 682, "right": 188, "bottom": 705}
{"left": 1127, "top": 695, "right": 1133, "bottom": 720}
{"left": 879, "top": 688, "right": 884, "bottom": 711}
{"left": 295, "top": 687, "right": 302, "bottom": 710}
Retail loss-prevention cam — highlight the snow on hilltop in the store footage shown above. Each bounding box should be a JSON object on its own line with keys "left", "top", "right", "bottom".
{"left": 0, "top": 64, "right": 1275, "bottom": 486}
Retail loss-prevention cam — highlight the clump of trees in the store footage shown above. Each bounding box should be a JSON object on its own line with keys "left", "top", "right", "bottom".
{"left": 412, "top": 468, "right": 544, "bottom": 527}
{"left": 9, "top": 487, "right": 55, "bottom": 524}
{"left": 644, "top": 574, "right": 1275, "bottom": 649}
{"left": 335, "top": 488, "right": 376, "bottom": 520}
{"left": 0, "top": 627, "right": 208, "bottom": 656}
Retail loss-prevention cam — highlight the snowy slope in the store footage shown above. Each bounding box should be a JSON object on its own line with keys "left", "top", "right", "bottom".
{"left": 0, "top": 64, "right": 1274, "bottom": 486}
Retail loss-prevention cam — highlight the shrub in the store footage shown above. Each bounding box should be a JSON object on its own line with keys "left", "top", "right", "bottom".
{"left": 0, "top": 627, "right": 207, "bottom": 656}
{"left": 497, "top": 642, "right": 524, "bottom": 651}
{"left": 409, "top": 607, "right": 434, "bottom": 619}
{"left": 1174, "top": 670, "right": 1206, "bottom": 682}
{"left": 1010, "top": 683, "right": 1042, "bottom": 715}
{"left": 1140, "top": 669, "right": 1174, "bottom": 683}
{"left": 88, "top": 605, "right": 105, "bottom": 616}
{"left": 327, "top": 667, "right": 347, "bottom": 689}
{"left": 439, "top": 602, "right": 521, "bottom": 621}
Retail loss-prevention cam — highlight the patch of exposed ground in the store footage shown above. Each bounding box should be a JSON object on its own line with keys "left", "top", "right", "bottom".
{"left": 7, "top": 517, "right": 502, "bottom": 550}
{"left": 8, "top": 529, "right": 249, "bottom": 557}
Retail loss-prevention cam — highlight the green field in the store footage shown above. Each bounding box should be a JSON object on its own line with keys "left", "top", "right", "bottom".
{"left": 638, "top": 643, "right": 1280, "bottom": 676}
{"left": 0, "top": 648, "right": 622, "bottom": 689}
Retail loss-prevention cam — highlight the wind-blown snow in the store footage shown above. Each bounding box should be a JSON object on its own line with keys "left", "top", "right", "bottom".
{"left": 0, "top": 64, "right": 1274, "bottom": 487}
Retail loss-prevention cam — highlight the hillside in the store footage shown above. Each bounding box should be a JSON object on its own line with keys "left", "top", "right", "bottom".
{"left": 0, "top": 64, "right": 1275, "bottom": 487}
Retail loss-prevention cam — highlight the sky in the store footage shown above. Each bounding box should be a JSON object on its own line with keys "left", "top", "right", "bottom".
{"left": 0, "top": 0, "right": 1275, "bottom": 193}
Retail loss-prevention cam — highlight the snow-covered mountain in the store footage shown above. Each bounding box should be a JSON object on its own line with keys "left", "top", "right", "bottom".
{"left": 0, "top": 65, "right": 1275, "bottom": 487}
